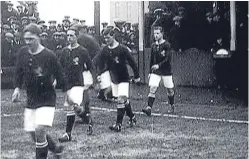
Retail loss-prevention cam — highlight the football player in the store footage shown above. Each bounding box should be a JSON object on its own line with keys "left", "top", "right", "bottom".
{"left": 12, "top": 23, "right": 65, "bottom": 159}
{"left": 142, "top": 26, "right": 175, "bottom": 116}
{"left": 58, "top": 27, "right": 95, "bottom": 142}
{"left": 98, "top": 28, "right": 140, "bottom": 132}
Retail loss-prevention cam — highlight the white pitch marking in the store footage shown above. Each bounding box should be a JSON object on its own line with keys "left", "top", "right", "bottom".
{"left": 2, "top": 106, "right": 248, "bottom": 124}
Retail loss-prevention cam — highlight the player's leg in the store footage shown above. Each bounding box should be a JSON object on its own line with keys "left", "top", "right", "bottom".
{"left": 79, "top": 71, "right": 93, "bottom": 130}
{"left": 120, "top": 82, "right": 136, "bottom": 127}
{"left": 109, "top": 83, "right": 124, "bottom": 132}
{"left": 142, "top": 74, "right": 161, "bottom": 116}
{"left": 163, "top": 75, "right": 175, "bottom": 113}
{"left": 35, "top": 107, "right": 63, "bottom": 159}
{"left": 98, "top": 71, "right": 112, "bottom": 101}
{"left": 82, "top": 88, "right": 93, "bottom": 135}
{"left": 59, "top": 102, "right": 75, "bottom": 142}
{"left": 24, "top": 108, "right": 36, "bottom": 142}
{"left": 59, "top": 86, "right": 84, "bottom": 142}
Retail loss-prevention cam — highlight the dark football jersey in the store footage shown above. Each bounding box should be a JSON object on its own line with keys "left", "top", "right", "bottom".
{"left": 15, "top": 46, "right": 65, "bottom": 109}
{"left": 59, "top": 45, "right": 93, "bottom": 89}
{"left": 98, "top": 44, "right": 139, "bottom": 84}
{"left": 150, "top": 40, "right": 172, "bottom": 75}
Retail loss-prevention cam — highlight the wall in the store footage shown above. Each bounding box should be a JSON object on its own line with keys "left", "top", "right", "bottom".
{"left": 110, "top": 1, "right": 140, "bottom": 25}
{"left": 141, "top": 48, "right": 216, "bottom": 87}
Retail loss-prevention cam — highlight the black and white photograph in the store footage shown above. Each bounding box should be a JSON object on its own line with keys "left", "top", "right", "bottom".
{"left": 1, "top": 1, "right": 248, "bottom": 158}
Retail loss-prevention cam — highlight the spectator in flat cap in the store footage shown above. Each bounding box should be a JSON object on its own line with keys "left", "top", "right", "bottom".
{"left": 169, "top": 16, "right": 184, "bottom": 52}
{"left": 40, "top": 32, "right": 48, "bottom": 39}
{"left": 62, "top": 19, "right": 71, "bottom": 32}
{"left": 17, "top": 5, "right": 27, "bottom": 19}
{"left": 59, "top": 32, "right": 67, "bottom": 43}
{"left": 2, "top": 1, "right": 18, "bottom": 23}
{"left": 178, "top": 7, "right": 186, "bottom": 17}
{"left": 2, "top": 25, "right": 11, "bottom": 41}
{"left": 153, "top": 8, "right": 164, "bottom": 19}
{"left": 124, "top": 22, "right": 132, "bottom": 34}
{"left": 40, "top": 24, "right": 48, "bottom": 33}
{"left": 88, "top": 26, "right": 96, "bottom": 36}
{"left": 80, "top": 20, "right": 86, "bottom": 26}
{"left": 50, "top": 31, "right": 65, "bottom": 57}
{"left": 127, "top": 32, "right": 138, "bottom": 54}
{"left": 21, "top": 16, "right": 29, "bottom": 26}
{"left": 131, "top": 23, "right": 139, "bottom": 43}
{"left": 2, "top": 24, "right": 11, "bottom": 37}
{"left": 2, "top": 32, "right": 15, "bottom": 66}
{"left": 202, "top": 12, "right": 215, "bottom": 51}
{"left": 11, "top": 20, "right": 21, "bottom": 33}
{"left": 101, "top": 22, "right": 108, "bottom": 36}
{"left": 13, "top": 32, "right": 24, "bottom": 55}
{"left": 72, "top": 18, "right": 80, "bottom": 25}
{"left": 40, "top": 32, "right": 49, "bottom": 48}
{"left": 8, "top": 16, "right": 18, "bottom": 24}
{"left": 113, "top": 20, "right": 126, "bottom": 43}
{"left": 29, "top": 16, "right": 37, "bottom": 23}
{"left": 132, "top": 23, "right": 139, "bottom": 31}
{"left": 48, "top": 25, "right": 57, "bottom": 37}
{"left": 114, "top": 19, "right": 126, "bottom": 31}
{"left": 101, "top": 22, "right": 108, "bottom": 29}
{"left": 56, "top": 24, "right": 62, "bottom": 32}
{"left": 50, "top": 32, "right": 63, "bottom": 52}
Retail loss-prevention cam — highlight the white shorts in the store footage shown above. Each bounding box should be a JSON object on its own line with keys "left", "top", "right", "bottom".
{"left": 83, "top": 71, "right": 93, "bottom": 87}
{"left": 100, "top": 71, "right": 111, "bottom": 89}
{"left": 111, "top": 82, "right": 129, "bottom": 97}
{"left": 24, "top": 107, "right": 55, "bottom": 132}
{"left": 149, "top": 74, "right": 174, "bottom": 88}
{"left": 67, "top": 86, "right": 84, "bottom": 106}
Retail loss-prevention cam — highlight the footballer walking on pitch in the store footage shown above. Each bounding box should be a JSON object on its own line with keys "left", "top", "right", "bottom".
{"left": 98, "top": 28, "right": 140, "bottom": 132}
{"left": 12, "top": 23, "right": 65, "bottom": 159}
{"left": 58, "top": 27, "right": 95, "bottom": 142}
{"left": 142, "top": 26, "right": 175, "bottom": 116}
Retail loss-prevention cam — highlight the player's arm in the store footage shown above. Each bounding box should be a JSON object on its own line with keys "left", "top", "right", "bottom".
{"left": 125, "top": 47, "right": 140, "bottom": 80}
{"left": 51, "top": 52, "right": 68, "bottom": 92}
{"left": 84, "top": 50, "right": 97, "bottom": 84}
{"left": 12, "top": 50, "right": 24, "bottom": 102}
{"left": 150, "top": 44, "right": 156, "bottom": 73}
{"left": 96, "top": 48, "right": 108, "bottom": 75}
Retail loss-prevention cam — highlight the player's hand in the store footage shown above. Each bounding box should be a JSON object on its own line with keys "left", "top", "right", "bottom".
{"left": 97, "top": 75, "right": 101, "bottom": 82}
{"left": 12, "top": 87, "right": 20, "bottom": 102}
{"left": 134, "top": 77, "right": 141, "bottom": 83}
{"left": 151, "top": 64, "right": 159, "bottom": 71}
{"left": 52, "top": 79, "right": 57, "bottom": 88}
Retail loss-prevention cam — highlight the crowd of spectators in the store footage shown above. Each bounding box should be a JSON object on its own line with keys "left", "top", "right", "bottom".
{"left": 1, "top": 1, "right": 139, "bottom": 67}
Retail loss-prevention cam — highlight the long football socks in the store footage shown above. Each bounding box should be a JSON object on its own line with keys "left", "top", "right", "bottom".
{"left": 124, "top": 100, "right": 134, "bottom": 119}
{"left": 66, "top": 113, "right": 75, "bottom": 137}
{"left": 168, "top": 94, "right": 174, "bottom": 106}
{"left": 36, "top": 140, "right": 48, "bottom": 159}
{"left": 148, "top": 96, "right": 155, "bottom": 109}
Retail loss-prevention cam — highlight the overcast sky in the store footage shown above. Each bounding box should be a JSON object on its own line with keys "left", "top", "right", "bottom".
{"left": 12, "top": 1, "right": 110, "bottom": 26}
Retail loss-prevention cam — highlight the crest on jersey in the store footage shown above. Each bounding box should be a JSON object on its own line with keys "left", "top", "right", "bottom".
{"left": 34, "top": 67, "right": 43, "bottom": 77}
{"left": 73, "top": 57, "right": 79, "bottom": 65}
{"left": 160, "top": 50, "right": 166, "bottom": 57}
{"left": 114, "top": 56, "right": 120, "bottom": 63}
